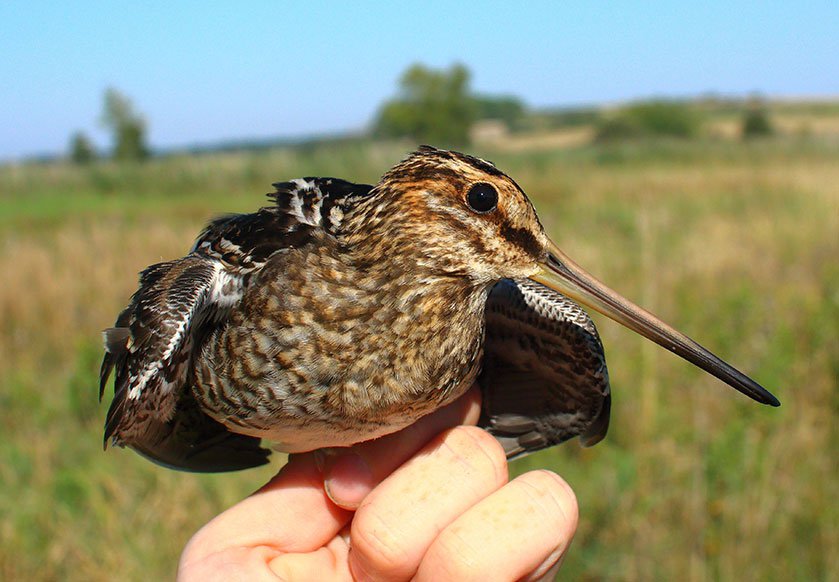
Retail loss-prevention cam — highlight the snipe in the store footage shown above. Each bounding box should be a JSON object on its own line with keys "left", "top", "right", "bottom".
{"left": 100, "top": 146, "right": 779, "bottom": 471}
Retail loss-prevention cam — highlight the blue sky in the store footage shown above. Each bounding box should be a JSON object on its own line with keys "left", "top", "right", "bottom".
{"left": 1, "top": 1, "right": 837, "bottom": 160}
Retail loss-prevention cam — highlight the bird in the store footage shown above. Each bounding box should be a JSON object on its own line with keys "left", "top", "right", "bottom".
{"left": 99, "top": 146, "right": 780, "bottom": 472}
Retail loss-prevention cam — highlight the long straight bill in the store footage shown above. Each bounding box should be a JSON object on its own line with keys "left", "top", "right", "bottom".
{"left": 530, "top": 240, "right": 780, "bottom": 406}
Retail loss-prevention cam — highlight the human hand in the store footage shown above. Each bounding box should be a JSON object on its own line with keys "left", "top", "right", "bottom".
{"left": 178, "top": 385, "right": 578, "bottom": 581}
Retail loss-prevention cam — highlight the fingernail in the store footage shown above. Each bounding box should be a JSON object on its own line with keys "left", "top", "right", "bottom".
{"left": 525, "top": 542, "right": 571, "bottom": 582}
{"left": 324, "top": 452, "right": 374, "bottom": 510}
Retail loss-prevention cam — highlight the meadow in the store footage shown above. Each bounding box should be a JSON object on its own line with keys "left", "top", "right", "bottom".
{"left": 0, "top": 135, "right": 836, "bottom": 580}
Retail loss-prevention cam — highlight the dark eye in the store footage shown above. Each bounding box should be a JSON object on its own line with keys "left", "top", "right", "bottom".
{"left": 466, "top": 183, "right": 498, "bottom": 213}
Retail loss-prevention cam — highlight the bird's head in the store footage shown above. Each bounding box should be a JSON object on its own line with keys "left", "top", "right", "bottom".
{"left": 361, "top": 146, "right": 548, "bottom": 284}
{"left": 356, "top": 146, "right": 779, "bottom": 408}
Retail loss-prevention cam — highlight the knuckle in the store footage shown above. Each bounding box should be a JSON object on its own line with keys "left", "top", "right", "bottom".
{"left": 426, "top": 530, "right": 485, "bottom": 581}
{"left": 441, "top": 425, "right": 508, "bottom": 483}
{"left": 350, "top": 509, "right": 415, "bottom": 577}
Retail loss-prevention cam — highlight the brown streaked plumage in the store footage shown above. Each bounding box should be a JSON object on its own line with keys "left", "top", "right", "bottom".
{"left": 100, "top": 146, "right": 779, "bottom": 472}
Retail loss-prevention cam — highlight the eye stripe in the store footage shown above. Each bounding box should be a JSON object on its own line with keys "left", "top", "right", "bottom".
{"left": 498, "top": 224, "right": 542, "bottom": 257}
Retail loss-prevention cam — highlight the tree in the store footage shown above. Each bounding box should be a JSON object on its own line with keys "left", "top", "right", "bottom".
{"left": 100, "top": 88, "right": 149, "bottom": 161}
{"left": 373, "top": 63, "right": 477, "bottom": 145}
{"left": 68, "top": 131, "right": 96, "bottom": 164}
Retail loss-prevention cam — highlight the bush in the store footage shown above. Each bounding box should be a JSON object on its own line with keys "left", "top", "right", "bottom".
{"left": 742, "top": 106, "right": 773, "bottom": 139}
{"left": 473, "top": 95, "right": 526, "bottom": 126}
{"left": 595, "top": 100, "right": 701, "bottom": 142}
{"left": 68, "top": 131, "right": 96, "bottom": 164}
{"left": 594, "top": 115, "right": 645, "bottom": 141}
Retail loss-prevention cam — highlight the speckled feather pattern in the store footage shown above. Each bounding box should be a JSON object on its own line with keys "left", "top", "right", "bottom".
{"left": 100, "top": 147, "right": 611, "bottom": 471}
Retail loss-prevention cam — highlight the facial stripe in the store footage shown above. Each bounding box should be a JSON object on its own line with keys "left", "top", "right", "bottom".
{"left": 498, "top": 223, "right": 543, "bottom": 258}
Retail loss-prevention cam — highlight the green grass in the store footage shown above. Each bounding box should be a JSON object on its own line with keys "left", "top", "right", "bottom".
{"left": 1, "top": 137, "right": 837, "bottom": 580}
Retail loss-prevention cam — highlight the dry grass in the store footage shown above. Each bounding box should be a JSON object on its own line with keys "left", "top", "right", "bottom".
{"left": 475, "top": 126, "right": 595, "bottom": 151}
{"left": 1, "top": 139, "right": 836, "bottom": 580}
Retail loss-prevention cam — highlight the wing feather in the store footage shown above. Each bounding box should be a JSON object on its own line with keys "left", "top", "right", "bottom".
{"left": 479, "top": 278, "right": 612, "bottom": 459}
{"left": 101, "top": 257, "right": 247, "bottom": 445}
{"left": 100, "top": 176, "right": 373, "bottom": 471}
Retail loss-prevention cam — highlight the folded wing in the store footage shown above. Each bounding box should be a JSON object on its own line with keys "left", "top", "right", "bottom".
{"left": 100, "top": 254, "right": 271, "bottom": 471}
{"left": 479, "top": 278, "right": 612, "bottom": 459}
{"left": 100, "top": 177, "right": 373, "bottom": 472}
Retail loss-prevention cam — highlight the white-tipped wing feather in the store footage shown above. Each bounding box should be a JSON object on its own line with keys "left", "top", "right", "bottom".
{"left": 100, "top": 177, "right": 374, "bottom": 471}
{"left": 480, "top": 278, "right": 611, "bottom": 459}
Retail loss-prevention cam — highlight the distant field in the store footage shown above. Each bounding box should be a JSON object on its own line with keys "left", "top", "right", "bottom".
{"left": 1, "top": 136, "right": 837, "bottom": 580}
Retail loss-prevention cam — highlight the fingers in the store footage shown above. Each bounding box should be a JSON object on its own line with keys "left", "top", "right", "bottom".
{"left": 349, "top": 425, "right": 508, "bottom": 581}
{"left": 415, "top": 470, "right": 578, "bottom": 582}
{"left": 181, "top": 384, "right": 483, "bottom": 568}
{"left": 324, "top": 384, "right": 482, "bottom": 509}
{"left": 180, "top": 453, "right": 352, "bottom": 570}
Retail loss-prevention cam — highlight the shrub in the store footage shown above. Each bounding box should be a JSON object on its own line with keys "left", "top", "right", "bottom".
{"left": 594, "top": 115, "right": 645, "bottom": 141}
{"left": 68, "top": 131, "right": 96, "bottom": 164}
{"left": 595, "top": 100, "right": 701, "bottom": 142}
{"left": 742, "top": 105, "right": 774, "bottom": 139}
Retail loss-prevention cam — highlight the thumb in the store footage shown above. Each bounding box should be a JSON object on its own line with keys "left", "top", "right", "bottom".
{"left": 321, "top": 384, "right": 482, "bottom": 510}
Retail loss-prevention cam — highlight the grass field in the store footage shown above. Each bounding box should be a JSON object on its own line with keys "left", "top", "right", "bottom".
{"left": 1, "top": 135, "right": 837, "bottom": 580}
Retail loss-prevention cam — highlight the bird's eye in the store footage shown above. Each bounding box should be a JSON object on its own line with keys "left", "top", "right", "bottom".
{"left": 466, "top": 183, "right": 498, "bottom": 214}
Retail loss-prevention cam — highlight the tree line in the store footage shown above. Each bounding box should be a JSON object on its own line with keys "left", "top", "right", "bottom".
{"left": 69, "top": 64, "right": 775, "bottom": 164}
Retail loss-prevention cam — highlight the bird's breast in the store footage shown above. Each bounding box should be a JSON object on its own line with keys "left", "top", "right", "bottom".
{"left": 192, "top": 247, "right": 488, "bottom": 451}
